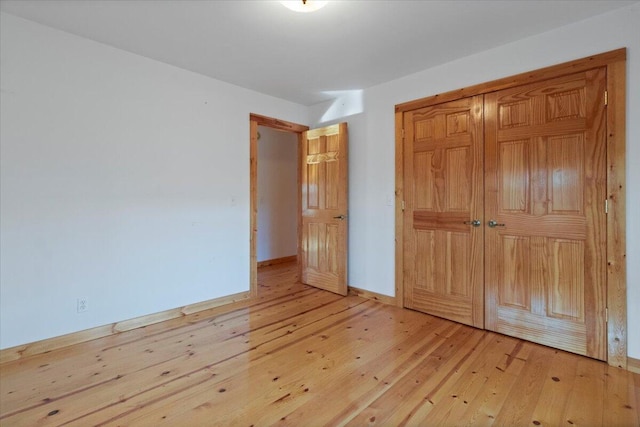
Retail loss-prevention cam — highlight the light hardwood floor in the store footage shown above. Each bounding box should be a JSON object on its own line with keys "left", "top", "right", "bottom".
{"left": 1, "top": 262, "right": 638, "bottom": 426}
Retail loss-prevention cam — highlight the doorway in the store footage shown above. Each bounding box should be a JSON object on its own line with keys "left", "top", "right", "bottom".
{"left": 249, "top": 114, "right": 308, "bottom": 297}
{"left": 249, "top": 115, "right": 350, "bottom": 297}
{"left": 256, "top": 126, "right": 299, "bottom": 269}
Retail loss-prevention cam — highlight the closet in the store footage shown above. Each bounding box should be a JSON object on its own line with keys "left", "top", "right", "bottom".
{"left": 396, "top": 49, "right": 626, "bottom": 364}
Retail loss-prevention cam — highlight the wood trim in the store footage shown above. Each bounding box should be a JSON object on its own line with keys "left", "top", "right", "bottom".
{"left": 0, "top": 291, "right": 250, "bottom": 364}
{"left": 250, "top": 119, "right": 259, "bottom": 298}
{"left": 628, "top": 357, "right": 640, "bottom": 374}
{"left": 606, "top": 57, "right": 627, "bottom": 369}
{"left": 249, "top": 114, "right": 308, "bottom": 298}
{"left": 394, "top": 48, "right": 627, "bottom": 367}
{"left": 348, "top": 286, "right": 396, "bottom": 306}
{"left": 257, "top": 255, "right": 297, "bottom": 268}
{"left": 396, "top": 48, "right": 626, "bottom": 113}
{"left": 250, "top": 113, "right": 309, "bottom": 133}
{"left": 297, "top": 132, "right": 303, "bottom": 282}
{"left": 394, "top": 111, "right": 405, "bottom": 307}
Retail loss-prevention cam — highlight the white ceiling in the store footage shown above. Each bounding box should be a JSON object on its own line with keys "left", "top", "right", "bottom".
{"left": 1, "top": 0, "right": 636, "bottom": 105}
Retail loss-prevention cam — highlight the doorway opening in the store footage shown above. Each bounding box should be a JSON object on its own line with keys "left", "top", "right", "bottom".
{"left": 256, "top": 126, "right": 298, "bottom": 267}
{"left": 249, "top": 114, "right": 309, "bottom": 297}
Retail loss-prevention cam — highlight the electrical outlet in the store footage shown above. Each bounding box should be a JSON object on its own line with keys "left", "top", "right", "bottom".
{"left": 77, "top": 297, "right": 88, "bottom": 313}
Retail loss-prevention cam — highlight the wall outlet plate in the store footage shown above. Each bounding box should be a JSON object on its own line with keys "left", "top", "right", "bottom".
{"left": 77, "top": 297, "right": 88, "bottom": 313}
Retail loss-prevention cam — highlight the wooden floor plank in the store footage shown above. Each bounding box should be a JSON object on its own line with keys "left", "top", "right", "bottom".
{"left": 116, "top": 300, "right": 386, "bottom": 426}
{"left": 0, "top": 277, "right": 320, "bottom": 395}
{"left": 156, "top": 303, "right": 416, "bottom": 426}
{"left": 418, "top": 336, "right": 530, "bottom": 426}
{"left": 1, "top": 287, "right": 338, "bottom": 421}
{"left": 491, "top": 345, "right": 553, "bottom": 426}
{"left": 603, "top": 361, "right": 639, "bottom": 426}
{"left": 345, "top": 326, "right": 490, "bottom": 426}
{"left": 564, "top": 356, "right": 606, "bottom": 425}
{"left": 279, "top": 313, "right": 458, "bottom": 426}
{"left": 85, "top": 298, "right": 376, "bottom": 425}
{"left": 1, "top": 261, "right": 638, "bottom": 426}
{"left": 5, "top": 295, "right": 363, "bottom": 425}
{"left": 529, "top": 349, "right": 582, "bottom": 426}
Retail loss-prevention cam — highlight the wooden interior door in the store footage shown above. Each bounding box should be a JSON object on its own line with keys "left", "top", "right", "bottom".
{"left": 484, "top": 68, "right": 608, "bottom": 360}
{"left": 301, "top": 123, "right": 348, "bottom": 296}
{"left": 403, "top": 96, "right": 484, "bottom": 328}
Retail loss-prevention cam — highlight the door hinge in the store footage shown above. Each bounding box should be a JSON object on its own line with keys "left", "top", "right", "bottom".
{"left": 605, "top": 307, "right": 608, "bottom": 323}
{"left": 604, "top": 90, "right": 608, "bottom": 106}
{"left": 605, "top": 199, "right": 609, "bottom": 214}
{"left": 402, "top": 200, "right": 406, "bottom": 211}
{"left": 402, "top": 128, "right": 406, "bottom": 139}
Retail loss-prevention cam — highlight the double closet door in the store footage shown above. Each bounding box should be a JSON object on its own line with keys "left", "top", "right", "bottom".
{"left": 403, "top": 68, "right": 607, "bottom": 360}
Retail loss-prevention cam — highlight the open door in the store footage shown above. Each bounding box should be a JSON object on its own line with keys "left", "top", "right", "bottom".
{"left": 301, "top": 123, "right": 348, "bottom": 295}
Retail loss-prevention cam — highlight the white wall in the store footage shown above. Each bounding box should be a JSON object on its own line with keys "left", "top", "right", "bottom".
{"left": 257, "top": 127, "right": 298, "bottom": 262}
{"left": 0, "top": 12, "right": 307, "bottom": 349}
{"left": 310, "top": 3, "right": 640, "bottom": 358}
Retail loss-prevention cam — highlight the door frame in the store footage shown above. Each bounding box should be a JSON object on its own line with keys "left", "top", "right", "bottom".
{"left": 249, "top": 113, "right": 309, "bottom": 297}
{"left": 394, "top": 49, "right": 627, "bottom": 368}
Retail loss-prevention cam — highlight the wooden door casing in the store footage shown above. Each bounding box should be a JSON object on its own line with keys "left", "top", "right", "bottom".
{"left": 403, "top": 96, "right": 484, "bottom": 328}
{"left": 301, "top": 123, "right": 348, "bottom": 296}
{"left": 484, "top": 69, "right": 608, "bottom": 360}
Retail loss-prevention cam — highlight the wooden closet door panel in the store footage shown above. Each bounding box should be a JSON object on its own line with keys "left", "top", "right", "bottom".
{"left": 403, "top": 96, "right": 484, "bottom": 328}
{"left": 485, "top": 69, "right": 607, "bottom": 360}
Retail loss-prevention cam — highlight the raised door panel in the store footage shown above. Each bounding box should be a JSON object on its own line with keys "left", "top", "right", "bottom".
{"left": 403, "top": 96, "right": 484, "bottom": 328}
{"left": 485, "top": 69, "right": 607, "bottom": 360}
{"left": 301, "top": 123, "right": 348, "bottom": 296}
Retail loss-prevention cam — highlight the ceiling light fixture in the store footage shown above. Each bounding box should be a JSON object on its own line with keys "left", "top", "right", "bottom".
{"left": 280, "top": 0, "right": 328, "bottom": 13}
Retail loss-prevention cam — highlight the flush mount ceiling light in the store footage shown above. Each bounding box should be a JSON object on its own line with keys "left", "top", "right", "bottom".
{"left": 280, "top": 0, "right": 328, "bottom": 13}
